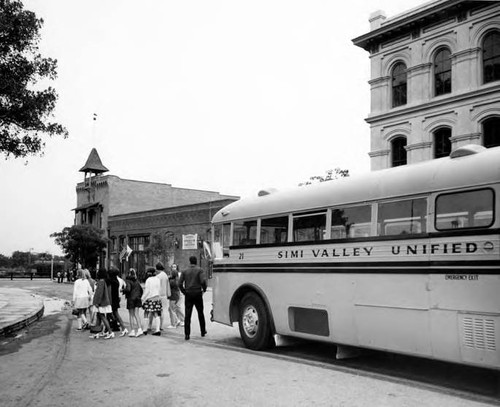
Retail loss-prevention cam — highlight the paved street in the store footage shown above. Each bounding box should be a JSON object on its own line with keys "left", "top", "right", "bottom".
{"left": 0, "top": 279, "right": 497, "bottom": 407}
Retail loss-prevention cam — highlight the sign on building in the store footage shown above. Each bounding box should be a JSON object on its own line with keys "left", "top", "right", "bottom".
{"left": 182, "top": 234, "right": 198, "bottom": 250}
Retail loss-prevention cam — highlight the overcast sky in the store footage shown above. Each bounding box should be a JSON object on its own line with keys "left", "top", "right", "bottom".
{"left": 0, "top": 0, "right": 427, "bottom": 256}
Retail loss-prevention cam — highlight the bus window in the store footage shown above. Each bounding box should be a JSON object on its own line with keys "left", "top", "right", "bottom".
{"left": 378, "top": 198, "right": 427, "bottom": 236}
{"left": 331, "top": 205, "right": 372, "bottom": 239}
{"left": 435, "top": 189, "right": 494, "bottom": 230}
{"left": 222, "top": 223, "right": 231, "bottom": 256}
{"left": 293, "top": 212, "right": 326, "bottom": 242}
{"left": 261, "top": 216, "right": 288, "bottom": 244}
{"left": 233, "top": 220, "right": 257, "bottom": 246}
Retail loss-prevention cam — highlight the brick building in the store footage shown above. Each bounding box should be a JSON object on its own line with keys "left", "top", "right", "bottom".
{"left": 74, "top": 148, "right": 238, "bottom": 273}
{"left": 353, "top": 0, "right": 500, "bottom": 170}
{"left": 108, "top": 199, "right": 236, "bottom": 277}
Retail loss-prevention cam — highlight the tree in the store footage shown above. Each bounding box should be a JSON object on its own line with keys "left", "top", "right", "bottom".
{"left": 0, "top": 253, "right": 12, "bottom": 268}
{"left": 299, "top": 167, "right": 349, "bottom": 186}
{"left": 51, "top": 225, "right": 108, "bottom": 270}
{"left": 145, "top": 232, "right": 168, "bottom": 261}
{"left": 11, "top": 250, "right": 30, "bottom": 268}
{"left": 0, "top": 0, "right": 68, "bottom": 159}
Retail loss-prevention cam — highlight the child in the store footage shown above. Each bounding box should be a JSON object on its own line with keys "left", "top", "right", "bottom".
{"left": 123, "top": 268, "right": 143, "bottom": 337}
{"left": 72, "top": 268, "right": 93, "bottom": 330}
{"left": 140, "top": 267, "right": 162, "bottom": 336}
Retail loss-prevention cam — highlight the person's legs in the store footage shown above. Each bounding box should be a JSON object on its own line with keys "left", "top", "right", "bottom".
{"left": 135, "top": 309, "right": 145, "bottom": 337}
{"left": 184, "top": 294, "right": 194, "bottom": 339}
{"left": 160, "top": 296, "right": 170, "bottom": 329}
{"left": 113, "top": 308, "right": 127, "bottom": 335}
{"left": 174, "top": 298, "right": 184, "bottom": 324}
{"left": 76, "top": 309, "right": 83, "bottom": 330}
{"left": 193, "top": 294, "right": 206, "bottom": 336}
{"left": 153, "top": 312, "right": 161, "bottom": 335}
{"left": 168, "top": 300, "right": 178, "bottom": 327}
{"left": 100, "top": 313, "right": 113, "bottom": 338}
{"left": 127, "top": 309, "right": 136, "bottom": 335}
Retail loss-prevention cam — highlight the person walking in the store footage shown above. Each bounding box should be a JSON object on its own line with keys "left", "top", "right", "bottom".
{"left": 108, "top": 267, "right": 128, "bottom": 336}
{"left": 168, "top": 264, "right": 184, "bottom": 328}
{"left": 72, "top": 268, "right": 93, "bottom": 331}
{"left": 155, "top": 262, "right": 171, "bottom": 330}
{"left": 90, "top": 268, "right": 114, "bottom": 339}
{"left": 140, "top": 267, "right": 162, "bottom": 336}
{"left": 123, "top": 268, "right": 143, "bottom": 337}
{"left": 178, "top": 256, "right": 207, "bottom": 340}
{"left": 82, "top": 268, "right": 95, "bottom": 329}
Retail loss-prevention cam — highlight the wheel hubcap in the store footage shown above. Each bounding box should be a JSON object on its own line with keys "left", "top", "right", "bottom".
{"left": 242, "top": 305, "right": 259, "bottom": 338}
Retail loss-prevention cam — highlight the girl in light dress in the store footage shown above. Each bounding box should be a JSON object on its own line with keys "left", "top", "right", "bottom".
{"left": 123, "top": 268, "right": 143, "bottom": 337}
{"left": 82, "top": 269, "right": 95, "bottom": 328}
{"left": 73, "top": 268, "right": 93, "bottom": 330}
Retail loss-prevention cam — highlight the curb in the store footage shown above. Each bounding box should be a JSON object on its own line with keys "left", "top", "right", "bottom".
{"left": 0, "top": 303, "right": 45, "bottom": 338}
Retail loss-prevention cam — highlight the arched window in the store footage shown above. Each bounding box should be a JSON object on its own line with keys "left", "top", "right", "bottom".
{"left": 391, "top": 137, "right": 407, "bottom": 167}
{"left": 434, "top": 48, "right": 452, "bottom": 96}
{"left": 483, "top": 117, "right": 500, "bottom": 148}
{"left": 483, "top": 31, "right": 500, "bottom": 84}
{"left": 392, "top": 62, "right": 407, "bottom": 107}
{"left": 434, "top": 127, "right": 452, "bottom": 158}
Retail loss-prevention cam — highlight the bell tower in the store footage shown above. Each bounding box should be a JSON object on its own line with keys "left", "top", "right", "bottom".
{"left": 79, "top": 148, "right": 109, "bottom": 201}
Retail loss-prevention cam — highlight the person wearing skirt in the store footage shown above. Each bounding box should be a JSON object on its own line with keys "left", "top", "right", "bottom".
{"left": 73, "top": 268, "right": 93, "bottom": 330}
{"left": 140, "top": 267, "right": 162, "bottom": 336}
{"left": 123, "top": 268, "right": 143, "bottom": 337}
{"left": 90, "top": 268, "right": 114, "bottom": 339}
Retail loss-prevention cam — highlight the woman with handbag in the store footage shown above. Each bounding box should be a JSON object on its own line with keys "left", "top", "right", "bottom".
{"left": 90, "top": 268, "right": 114, "bottom": 339}
{"left": 72, "top": 269, "right": 93, "bottom": 331}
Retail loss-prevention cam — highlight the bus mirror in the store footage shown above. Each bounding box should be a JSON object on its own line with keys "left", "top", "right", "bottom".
{"left": 203, "top": 241, "right": 212, "bottom": 260}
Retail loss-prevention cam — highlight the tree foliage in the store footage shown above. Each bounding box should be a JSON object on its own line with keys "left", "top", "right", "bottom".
{"left": 0, "top": 0, "right": 68, "bottom": 159}
{"left": 51, "top": 225, "right": 108, "bottom": 269}
{"left": 146, "top": 231, "right": 169, "bottom": 264}
{"left": 299, "top": 167, "right": 350, "bottom": 186}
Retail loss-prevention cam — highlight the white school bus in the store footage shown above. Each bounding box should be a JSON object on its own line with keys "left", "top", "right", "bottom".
{"left": 209, "top": 145, "right": 500, "bottom": 370}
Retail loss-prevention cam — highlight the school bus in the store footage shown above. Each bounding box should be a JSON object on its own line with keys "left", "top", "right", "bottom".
{"left": 210, "top": 145, "right": 500, "bottom": 370}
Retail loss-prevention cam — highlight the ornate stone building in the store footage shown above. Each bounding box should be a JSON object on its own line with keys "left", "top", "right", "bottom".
{"left": 353, "top": 0, "right": 500, "bottom": 170}
{"left": 74, "top": 148, "right": 238, "bottom": 273}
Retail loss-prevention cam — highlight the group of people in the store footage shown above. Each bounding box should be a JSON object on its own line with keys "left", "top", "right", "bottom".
{"left": 72, "top": 256, "right": 207, "bottom": 341}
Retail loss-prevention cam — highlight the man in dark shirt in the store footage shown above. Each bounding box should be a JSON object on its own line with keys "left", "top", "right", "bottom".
{"left": 178, "top": 256, "right": 207, "bottom": 340}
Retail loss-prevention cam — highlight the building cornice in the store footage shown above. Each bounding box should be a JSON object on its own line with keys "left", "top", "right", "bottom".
{"left": 352, "top": 0, "right": 493, "bottom": 52}
{"left": 365, "top": 82, "right": 500, "bottom": 124}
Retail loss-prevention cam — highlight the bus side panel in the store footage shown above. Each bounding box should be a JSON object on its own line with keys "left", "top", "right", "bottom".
{"left": 212, "top": 271, "right": 233, "bottom": 325}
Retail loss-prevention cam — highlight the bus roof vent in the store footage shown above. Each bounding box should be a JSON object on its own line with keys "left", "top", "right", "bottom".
{"left": 258, "top": 188, "right": 277, "bottom": 197}
{"left": 450, "top": 144, "right": 486, "bottom": 159}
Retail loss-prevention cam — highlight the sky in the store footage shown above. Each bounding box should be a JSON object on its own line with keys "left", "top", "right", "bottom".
{"left": 0, "top": 0, "right": 427, "bottom": 257}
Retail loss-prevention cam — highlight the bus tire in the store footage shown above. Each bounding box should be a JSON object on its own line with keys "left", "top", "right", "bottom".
{"left": 238, "top": 292, "right": 273, "bottom": 350}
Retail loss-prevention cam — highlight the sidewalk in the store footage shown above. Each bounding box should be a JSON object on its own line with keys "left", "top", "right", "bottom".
{"left": 0, "top": 286, "right": 45, "bottom": 337}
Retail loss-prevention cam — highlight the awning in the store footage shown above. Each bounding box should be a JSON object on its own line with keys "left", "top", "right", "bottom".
{"left": 72, "top": 202, "right": 101, "bottom": 211}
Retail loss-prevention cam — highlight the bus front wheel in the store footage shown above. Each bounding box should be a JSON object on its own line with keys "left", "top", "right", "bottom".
{"left": 238, "top": 292, "right": 273, "bottom": 350}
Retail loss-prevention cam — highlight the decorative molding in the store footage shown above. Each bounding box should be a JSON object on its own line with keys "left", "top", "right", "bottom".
{"left": 406, "top": 142, "right": 432, "bottom": 151}
{"left": 422, "top": 18, "right": 455, "bottom": 34}
{"left": 381, "top": 34, "right": 411, "bottom": 49}
{"left": 451, "top": 133, "right": 481, "bottom": 143}
{"left": 368, "top": 149, "right": 390, "bottom": 158}
{"left": 366, "top": 82, "right": 500, "bottom": 124}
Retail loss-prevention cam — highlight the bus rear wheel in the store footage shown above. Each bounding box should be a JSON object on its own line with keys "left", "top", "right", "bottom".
{"left": 238, "top": 292, "right": 273, "bottom": 350}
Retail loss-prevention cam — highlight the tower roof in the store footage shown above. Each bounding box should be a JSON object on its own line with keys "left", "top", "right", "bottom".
{"left": 79, "top": 148, "right": 109, "bottom": 173}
